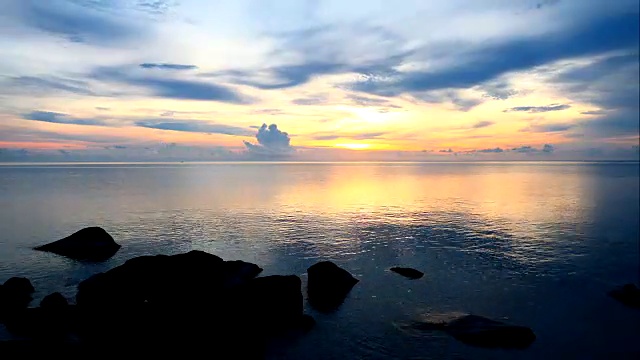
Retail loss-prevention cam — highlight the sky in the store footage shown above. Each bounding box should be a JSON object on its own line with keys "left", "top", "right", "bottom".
{"left": 0, "top": 0, "right": 638, "bottom": 162}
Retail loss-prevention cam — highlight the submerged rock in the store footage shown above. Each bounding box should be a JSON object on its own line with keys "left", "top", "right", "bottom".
{"left": 307, "top": 261, "right": 359, "bottom": 311}
{"left": 34, "top": 227, "right": 121, "bottom": 261}
{"left": 608, "top": 283, "right": 640, "bottom": 309}
{"left": 390, "top": 267, "right": 424, "bottom": 279}
{"left": 410, "top": 313, "right": 536, "bottom": 349}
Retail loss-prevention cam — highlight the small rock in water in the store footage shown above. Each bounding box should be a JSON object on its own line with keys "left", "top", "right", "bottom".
{"left": 307, "top": 261, "right": 359, "bottom": 312}
{"left": 608, "top": 283, "right": 640, "bottom": 309}
{"left": 34, "top": 226, "right": 121, "bottom": 261}
{"left": 409, "top": 313, "right": 536, "bottom": 349}
{"left": 390, "top": 267, "right": 424, "bottom": 279}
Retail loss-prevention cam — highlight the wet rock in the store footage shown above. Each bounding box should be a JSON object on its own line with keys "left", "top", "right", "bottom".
{"left": 34, "top": 227, "right": 121, "bottom": 261}
{"left": 223, "top": 260, "right": 264, "bottom": 287}
{"left": 0, "top": 277, "right": 35, "bottom": 317}
{"left": 4, "top": 250, "right": 311, "bottom": 358}
{"left": 235, "top": 275, "right": 304, "bottom": 333}
{"left": 411, "top": 313, "right": 536, "bottom": 349}
{"left": 608, "top": 283, "right": 640, "bottom": 309}
{"left": 41, "top": 292, "right": 69, "bottom": 309}
{"left": 390, "top": 267, "right": 424, "bottom": 279}
{"left": 307, "top": 261, "right": 359, "bottom": 311}
{"left": 75, "top": 250, "right": 262, "bottom": 307}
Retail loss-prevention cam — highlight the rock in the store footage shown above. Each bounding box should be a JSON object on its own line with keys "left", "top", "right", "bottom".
{"left": 0, "top": 277, "right": 35, "bottom": 315}
{"left": 608, "top": 283, "right": 640, "bottom": 309}
{"left": 4, "top": 250, "right": 310, "bottom": 357}
{"left": 223, "top": 260, "right": 264, "bottom": 287}
{"left": 3, "top": 304, "right": 78, "bottom": 340}
{"left": 390, "top": 267, "right": 424, "bottom": 279}
{"left": 299, "top": 314, "right": 316, "bottom": 332}
{"left": 307, "top": 261, "right": 358, "bottom": 311}
{"left": 34, "top": 227, "right": 121, "bottom": 261}
{"left": 75, "top": 250, "right": 263, "bottom": 308}
{"left": 411, "top": 313, "right": 535, "bottom": 349}
{"left": 41, "top": 292, "right": 69, "bottom": 309}
{"left": 230, "top": 275, "right": 304, "bottom": 337}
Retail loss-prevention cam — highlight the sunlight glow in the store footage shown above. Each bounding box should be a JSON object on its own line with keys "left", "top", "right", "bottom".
{"left": 335, "top": 143, "right": 371, "bottom": 150}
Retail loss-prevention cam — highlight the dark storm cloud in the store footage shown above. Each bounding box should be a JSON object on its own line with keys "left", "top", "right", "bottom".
{"left": 22, "top": 110, "right": 105, "bottom": 126}
{"left": 504, "top": 104, "right": 571, "bottom": 113}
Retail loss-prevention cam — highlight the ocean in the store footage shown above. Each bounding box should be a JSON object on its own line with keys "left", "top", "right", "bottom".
{"left": 1, "top": 161, "right": 638, "bottom": 359}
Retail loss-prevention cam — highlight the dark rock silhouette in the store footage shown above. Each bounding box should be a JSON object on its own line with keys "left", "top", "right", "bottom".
{"left": 390, "top": 267, "right": 424, "bottom": 279}
{"left": 0, "top": 250, "right": 309, "bottom": 358}
{"left": 40, "top": 292, "right": 68, "bottom": 309}
{"left": 307, "top": 261, "right": 359, "bottom": 311}
{"left": 0, "top": 277, "right": 35, "bottom": 320}
{"left": 412, "top": 314, "right": 536, "bottom": 349}
{"left": 34, "top": 227, "right": 121, "bottom": 261}
{"left": 608, "top": 283, "right": 640, "bottom": 308}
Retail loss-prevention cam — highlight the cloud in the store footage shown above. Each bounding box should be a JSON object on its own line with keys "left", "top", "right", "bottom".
{"left": 13, "top": 0, "right": 144, "bottom": 45}
{"left": 208, "top": 24, "right": 411, "bottom": 91}
{"left": 351, "top": 12, "right": 638, "bottom": 96}
{"left": 91, "top": 66, "right": 252, "bottom": 103}
{"left": 135, "top": 120, "right": 254, "bottom": 136}
{"left": 550, "top": 52, "right": 639, "bottom": 140}
{"left": 311, "top": 132, "right": 387, "bottom": 141}
{"left": 243, "top": 123, "right": 293, "bottom": 156}
{"left": 140, "top": 63, "right": 198, "bottom": 70}
{"left": 542, "top": 144, "right": 555, "bottom": 153}
{"left": 511, "top": 144, "right": 555, "bottom": 153}
{"left": 95, "top": 107, "right": 110, "bottom": 111}
{"left": 439, "top": 148, "right": 453, "bottom": 153}
{"left": 472, "top": 120, "right": 494, "bottom": 129}
{"left": 504, "top": 104, "right": 571, "bottom": 113}
{"left": 477, "top": 147, "right": 504, "bottom": 153}
{"left": 481, "top": 81, "right": 519, "bottom": 100}
{"left": 292, "top": 96, "right": 327, "bottom": 105}
{"left": 524, "top": 123, "right": 576, "bottom": 132}
{"left": 22, "top": 110, "right": 104, "bottom": 126}
{"left": 415, "top": 90, "right": 484, "bottom": 111}
{"left": 4, "top": 76, "right": 94, "bottom": 96}
{"left": 580, "top": 110, "right": 608, "bottom": 115}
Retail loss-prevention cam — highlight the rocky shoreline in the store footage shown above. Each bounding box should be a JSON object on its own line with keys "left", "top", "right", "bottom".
{"left": 10, "top": 225, "right": 638, "bottom": 357}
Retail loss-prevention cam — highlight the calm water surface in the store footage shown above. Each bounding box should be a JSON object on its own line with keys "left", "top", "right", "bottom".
{"left": 1, "top": 162, "right": 639, "bottom": 359}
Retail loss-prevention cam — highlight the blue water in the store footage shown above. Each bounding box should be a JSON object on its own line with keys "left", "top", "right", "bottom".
{"left": 1, "top": 162, "right": 639, "bottom": 359}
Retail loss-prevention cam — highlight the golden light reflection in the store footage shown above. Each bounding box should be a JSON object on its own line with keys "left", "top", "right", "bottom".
{"left": 266, "top": 163, "right": 594, "bottom": 237}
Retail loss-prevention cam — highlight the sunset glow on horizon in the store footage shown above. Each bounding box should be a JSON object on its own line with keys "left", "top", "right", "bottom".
{"left": 0, "top": 0, "right": 638, "bottom": 161}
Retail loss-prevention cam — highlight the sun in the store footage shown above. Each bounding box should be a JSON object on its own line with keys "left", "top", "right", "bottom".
{"left": 335, "top": 143, "right": 371, "bottom": 150}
